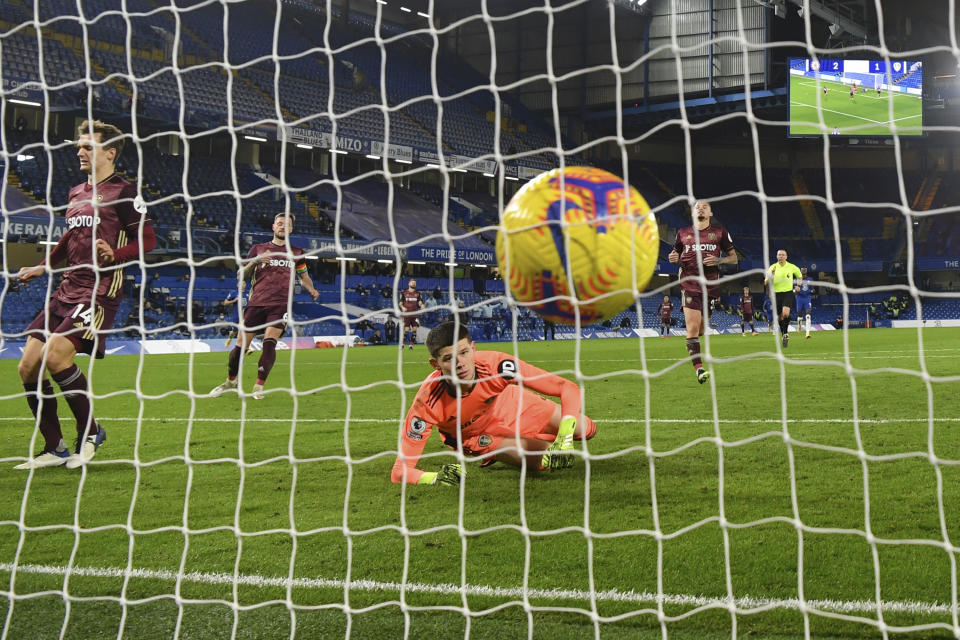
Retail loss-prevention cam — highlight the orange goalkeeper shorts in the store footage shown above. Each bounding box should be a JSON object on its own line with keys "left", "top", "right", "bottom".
{"left": 459, "top": 385, "right": 559, "bottom": 456}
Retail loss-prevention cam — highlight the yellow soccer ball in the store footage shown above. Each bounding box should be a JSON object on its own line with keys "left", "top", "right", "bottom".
{"left": 496, "top": 167, "right": 659, "bottom": 325}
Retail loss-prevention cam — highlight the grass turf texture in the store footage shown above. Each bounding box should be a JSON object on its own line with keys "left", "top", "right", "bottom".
{"left": 788, "top": 74, "right": 923, "bottom": 136}
{"left": 1, "top": 327, "right": 959, "bottom": 639}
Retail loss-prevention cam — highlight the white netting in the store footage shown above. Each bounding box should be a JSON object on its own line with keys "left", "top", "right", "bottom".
{"left": 2, "top": 0, "right": 960, "bottom": 638}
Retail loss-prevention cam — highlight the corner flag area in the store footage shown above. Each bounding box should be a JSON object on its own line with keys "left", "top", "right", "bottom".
{"left": 789, "top": 75, "right": 923, "bottom": 136}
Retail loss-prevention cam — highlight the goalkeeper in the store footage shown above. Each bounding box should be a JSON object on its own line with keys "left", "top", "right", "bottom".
{"left": 391, "top": 321, "right": 596, "bottom": 485}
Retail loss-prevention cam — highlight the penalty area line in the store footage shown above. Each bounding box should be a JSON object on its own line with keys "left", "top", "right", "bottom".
{"left": 0, "top": 562, "right": 952, "bottom": 617}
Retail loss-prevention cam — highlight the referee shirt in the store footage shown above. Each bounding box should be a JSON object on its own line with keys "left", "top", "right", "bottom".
{"left": 767, "top": 261, "right": 803, "bottom": 293}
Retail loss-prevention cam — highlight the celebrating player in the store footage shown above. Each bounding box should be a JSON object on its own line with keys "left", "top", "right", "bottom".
{"left": 656, "top": 294, "right": 673, "bottom": 338}
{"left": 795, "top": 266, "right": 813, "bottom": 339}
{"left": 399, "top": 279, "right": 425, "bottom": 349}
{"left": 15, "top": 119, "right": 156, "bottom": 469}
{"left": 764, "top": 249, "right": 803, "bottom": 348}
{"left": 738, "top": 286, "right": 758, "bottom": 336}
{"left": 667, "top": 200, "right": 737, "bottom": 384}
{"left": 209, "top": 213, "right": 319, "bottom": 400}
{"left": 391, "top": 321, "right": 597, "bottom": 485}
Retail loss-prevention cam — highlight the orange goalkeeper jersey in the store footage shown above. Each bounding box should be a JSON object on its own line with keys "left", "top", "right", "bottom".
{"left": 391, "top": 349, "right": 581, "bottom": 484}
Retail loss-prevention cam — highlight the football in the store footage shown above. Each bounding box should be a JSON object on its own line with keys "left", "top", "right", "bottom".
{"left": 496, "top": 166, "right": 660, "bottom": 325}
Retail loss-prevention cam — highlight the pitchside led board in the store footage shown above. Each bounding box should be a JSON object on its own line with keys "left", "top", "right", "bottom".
{"left": 788, "top": 57, "right": 924, "bottom": 137}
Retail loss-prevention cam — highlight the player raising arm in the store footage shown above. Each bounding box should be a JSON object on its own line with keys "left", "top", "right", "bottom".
{"left": 391, "top": 321, "right": 597, "bottom": 485}
{"left": 764, "top": 249, "right": 803, "bottom": 348}
{"left": 209, "top": 213, "right": 319, "bottom": 400}
{"left": 667, "top": 200, "right": 737, "bottom": 384}
{"left": 15, "top": 119, "right": 156, "bottom": 469}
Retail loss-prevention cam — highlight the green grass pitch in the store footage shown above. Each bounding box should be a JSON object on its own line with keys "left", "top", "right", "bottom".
{"left": 2, "top": 327, "right": 959, "bottom": 639}
{"left": 789, "top": 74, "right": 923, "bottom": 136}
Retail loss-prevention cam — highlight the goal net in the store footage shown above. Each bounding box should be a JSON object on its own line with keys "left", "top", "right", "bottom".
{"left": 2, "top": 0, "right": 959, "bottom": 638}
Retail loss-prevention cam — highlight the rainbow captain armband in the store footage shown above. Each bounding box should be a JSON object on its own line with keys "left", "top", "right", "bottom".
{"left": 296, "top": 263, "right": 308, "bottom": 275}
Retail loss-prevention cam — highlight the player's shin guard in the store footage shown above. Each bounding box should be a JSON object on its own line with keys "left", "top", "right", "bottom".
{"left": 779, "top": 317, "right": 790, "bottom": 336}
{"left": 256, "top": 338, "right": 277, "bottom": 385}
{"left": 51, "top": 364, "right": 97, "bottom": 437}
{"left": 23, "top": 380, "right": 63, "bottom": 450}
{"left": 685, "top": 337, "right": 702, "bottom": 370}
{"left": 227, "top": 345, "right": 242, "bottom": 379}
{"left": 805, "top": 313, "right": 811, "bottom": 334}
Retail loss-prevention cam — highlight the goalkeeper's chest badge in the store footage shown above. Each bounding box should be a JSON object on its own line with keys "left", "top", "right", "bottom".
{"left": 478, "top": 435, "right": 493, "bottom": 447}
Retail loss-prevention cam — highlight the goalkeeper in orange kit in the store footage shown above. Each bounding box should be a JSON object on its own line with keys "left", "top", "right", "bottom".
{"left": 390, "top": 321, "right": 597, "bottom": 486}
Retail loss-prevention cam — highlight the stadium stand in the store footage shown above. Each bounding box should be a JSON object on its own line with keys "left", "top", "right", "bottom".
{"left": 2, "top": 0, "right": 955, "bottom": 347}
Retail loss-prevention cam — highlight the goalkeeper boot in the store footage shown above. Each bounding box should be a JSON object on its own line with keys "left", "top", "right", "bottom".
{"left": 541, "top": 419, "right": 576, "bottom": 471}
{"left": 15, "top": 441, "right": 70, "bottom": 469}
{"left": 697, "top": 368, "right": 710, "bottom": 385}
{"left": 251, "top": 383, "right": 265, "bottom": 400}
{"left": 66, "top": 425, "right": 106, "bottom": 469}
{"left": 209, "top": 379, "right": 238, "bottom": 397}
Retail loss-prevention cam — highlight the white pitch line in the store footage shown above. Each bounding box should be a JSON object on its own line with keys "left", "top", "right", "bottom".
{"left": 0, "top": 562, "right": 952, "bottom": 617}
{"left": 792, "top": 101, "right": 885, "bottom": 124}
{"left": 0, "top": 417, "right": 958, "bottom": 425}
{"left": 792, "top": 100, "right": 923, "bottom": 127}
{"left": 796, "top": 81, "right": 920, "bottom": 102}
{"left": 792, "top": 95, "right": 923, "bottom": 125}
{"left": 184, "top": 351, "right": 959, "bottom": 366}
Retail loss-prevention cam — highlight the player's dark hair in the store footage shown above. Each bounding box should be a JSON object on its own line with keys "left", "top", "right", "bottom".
{"left": 274, "top": 212, "right": 295, "bottom": 223}
{"left": 77, "top": 119, "right": 124, "bottom": 159}
{"left": 426, "top": 321, "right": 471, "bottom": 358}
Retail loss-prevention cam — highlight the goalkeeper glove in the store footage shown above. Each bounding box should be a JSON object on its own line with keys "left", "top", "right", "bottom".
{"left": 437, "top": 463, "right": 463, "bottom": 485}
{"left": 541, "top": 416, "right": 577, "bottom": 471}
{"left": 417, "top": 463, "right": 463, "bottom": 486}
